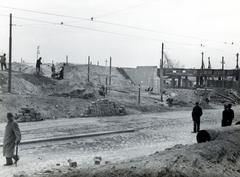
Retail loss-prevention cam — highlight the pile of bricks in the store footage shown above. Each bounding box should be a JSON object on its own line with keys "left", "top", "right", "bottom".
{"left": 82, "top": 99, "right": 126, "bottom": 117}
{"left": 15, "top": 107, "right": 43, "bottom": 122}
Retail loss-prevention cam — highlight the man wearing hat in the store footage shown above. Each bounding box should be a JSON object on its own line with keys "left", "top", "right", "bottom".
{"left": 3, "top": 113, "right": 21, "bottom": 166}
{"left": 192, "top": 102, "right": 203, "bottom": 133}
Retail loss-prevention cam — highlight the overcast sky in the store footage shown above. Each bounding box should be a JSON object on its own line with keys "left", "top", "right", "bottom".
{"left": 0, "top": 0, "right": 240, "bottom": 68}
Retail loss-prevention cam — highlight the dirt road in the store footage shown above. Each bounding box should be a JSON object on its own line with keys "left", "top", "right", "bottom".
{"left": 0, "top": 107, "right": 239, "bottom": 177}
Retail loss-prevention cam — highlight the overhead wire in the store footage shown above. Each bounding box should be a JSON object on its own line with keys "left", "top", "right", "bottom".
{"left": 0, "top": 13, "right": 203, "bottom": 48}
{"left": 0, "top": 4, "right": 236, "bottom": 46}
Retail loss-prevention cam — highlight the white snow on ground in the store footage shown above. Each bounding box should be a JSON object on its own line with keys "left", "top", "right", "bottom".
{"left": 0, "top": 107, "right": 239, "bottom": 177}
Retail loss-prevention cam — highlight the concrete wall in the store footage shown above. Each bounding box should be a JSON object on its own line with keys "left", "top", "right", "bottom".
{"left": 122, "top": 66, "right": 160, "bottom": 93}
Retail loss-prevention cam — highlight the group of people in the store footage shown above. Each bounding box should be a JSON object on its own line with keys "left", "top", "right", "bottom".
{"left": 51, "top": 63, "right": 65, "bottom": 80}
{"left": 0, "top": 53, "right": 7, "bottom": 70}
{"left": 36, "top": 57, "right": 65, "bottom": 79}
{"left": 191, "top": 102, "right": 235, "bottom": 133}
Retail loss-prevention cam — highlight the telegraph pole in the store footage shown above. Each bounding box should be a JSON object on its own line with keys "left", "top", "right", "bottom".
{"left": 8, "top": 13, "right": 12, "bottom": 93}
{"left": 109, "top": 56, "right": 112, "bottom": 86}
{"left": 36, "top": 45, "right": 40, "bottom": 60}
{"left": 138, "top": 84, "right": 141, "bottom": 104}
{"left": 221, "top": 56, "right": 225, "bottom": 87}
{"left": 208, "top": 57, "right": 211, "bottom": 69}
{"left": 201, "top": 52, "right": 205, "bottom": 69}
{"left": 236, "top": 53, "right": 239, "bottom": 69}
{"left": 160, "top": 43, "right": 164, "bottom": 102}
{"left": 87, "top": 56, "right": 90, "bottom": 82}
{"left": 66, "top": 55, "right": 68, "bottom": 65}
{"left": 221, "top": 56, "right": 225, "bottom": 70}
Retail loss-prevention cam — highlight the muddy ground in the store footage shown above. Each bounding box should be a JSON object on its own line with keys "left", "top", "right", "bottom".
{"left": 0, "top": 63, "right": 239, "bottom": 177}
{"left": 0, "top": 107, "right": 240, "bottom": 177}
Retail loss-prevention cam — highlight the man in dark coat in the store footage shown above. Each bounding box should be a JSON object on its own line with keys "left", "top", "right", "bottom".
{"left": 192, "top": 102, "right": 203, "bottom": 133}
{"left": 228, "top": 103, "right": 234, "bottom": 126}
{"left": 1, "top": 53, "right": 7, "bottom": 70}
{"left": 36, "top": 57, "right": 42, "bottom": 75}
{"left": 3, "top": 113, "right": 21, "bottom": 166}
{"left": 222, "top": 104, "right": 229, "bottom": 127}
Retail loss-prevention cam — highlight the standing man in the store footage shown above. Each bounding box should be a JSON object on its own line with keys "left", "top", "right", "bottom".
{"left": 192, "top": 102, "right": 203, "bottom": 133}
{"left": 3, "top": 113, "right": 21, "bottom": 166}
{"left": 51, "top": 63, "right": 56, "bottom": 78}
{"left": 228, "top": 103, "right": 234, "bottom": 126}
{"left": 36, "top": 57, "right": 42, "bottom": 75}
{"left": 221, "top": 104, "right": 229, "bottom": 127}
{"left": 1, "top": 53, "right": 7, "bottom": 70}
{"left": 58, "top": 64, "right": 65, "bottom": 80}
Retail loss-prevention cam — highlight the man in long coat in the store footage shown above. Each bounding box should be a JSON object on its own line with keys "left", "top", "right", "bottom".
{"left": 228, "top": 104, "right": 234, "bottom": 126}
{"left": 222, "top": 104, "right": 229, "bottom": 127}
{"left": 3, "top": 113, "right": 21, "bottom": 166}
{"left": 192, "top": 102, "right": 203, "bottom": 133}
{"left": 36, "top": 57, "right": 42, "bottom": 75}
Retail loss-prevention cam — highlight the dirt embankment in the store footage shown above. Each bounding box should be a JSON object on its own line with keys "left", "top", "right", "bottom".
{"left": 0, "top": 63, "right": 238, "bottom": 122}
{"left": 30, "top": 127, "right": 240, "bottom": 177}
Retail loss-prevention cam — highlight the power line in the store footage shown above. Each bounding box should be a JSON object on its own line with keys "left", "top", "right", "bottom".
{"left": 0, "top": 4, "right": 236, "bottom": 45}
{"left": 0, "top": 13, "right": 203, "bottom": 47}
{"left": 0, "top": 13, "right": 236, "bottom": 55}
{"left": 93, "top": 0, "right": 148, "bottom": 19}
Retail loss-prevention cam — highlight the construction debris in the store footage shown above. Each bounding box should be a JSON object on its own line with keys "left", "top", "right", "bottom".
{"left": 15, "top": 107, "right": 43, "bottom": 122}
{"left": 82, "top": 99, "right": 127, "bottom": 117}
{"left": 94, "top": 156, "right": 102, "bottom": 165}
{"left": 67, "top": 159, "right": 77, "bottom": 168}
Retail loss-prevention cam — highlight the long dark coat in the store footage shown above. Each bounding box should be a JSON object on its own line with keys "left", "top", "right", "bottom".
{"left": 222, "top": 109, "right": 229, "bottom": 127}
{"left": 3, "top": 121, "right": 21, "bottom": 158}
{"left": 192, "top": 105, "right": 202, "bottom": 121}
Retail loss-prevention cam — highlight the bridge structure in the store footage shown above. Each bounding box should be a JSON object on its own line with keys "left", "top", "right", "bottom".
{"left": 162, "top": 68, "right": 240, "bottom": 89}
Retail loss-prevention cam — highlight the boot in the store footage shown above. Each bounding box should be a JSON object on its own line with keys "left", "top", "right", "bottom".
{"left": 4, "top": 158, "right": 13, "bottom": 166}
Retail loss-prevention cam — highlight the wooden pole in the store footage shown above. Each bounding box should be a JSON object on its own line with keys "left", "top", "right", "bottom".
{"left": 66, "top": 55, "right": 68, "bottom": 65}
{"left": 109, "top": 56, "right": 112, "bottom": 86}
{"left": 201, "top": 52, "right": 204, "bottom": 69}
{"left": 160, "top": 43, "right": 164, "bottom": 102}
{"left": 236, "top": 53, "right": 239, "bottom": 69}
{"left": 221, "top": 56, "right": 225, "bottom": 87}
{"left": 87, "top": 56, "right": 90, "bottom": 82}
{"left": 221, "top": 56, "right": 225, "bottom": 70}
{"left": 105, "top": 76, "right": 108, "bottom": 95}
{"left": 138, "top": 84, "right": 141, "bottom": 104}
{"left": 8, "top": 13, "right": 12, "bottom": 93}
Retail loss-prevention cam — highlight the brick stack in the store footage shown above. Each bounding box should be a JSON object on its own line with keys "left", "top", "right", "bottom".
{"left": 82, "top": 99, "right": 126, "bottom": 117}
{"left": 15, "top": 108, "right": 43, "bottom": 122}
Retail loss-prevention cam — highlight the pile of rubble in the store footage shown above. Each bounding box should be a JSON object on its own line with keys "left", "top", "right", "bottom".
{"left": 82, "top": 99, "right": 127, "bottom": 117}
{"left": 15, "top": 107, "right": 43, "bottom": 122}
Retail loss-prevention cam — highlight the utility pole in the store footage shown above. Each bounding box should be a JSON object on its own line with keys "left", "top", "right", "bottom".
{"left": 109, "top": 56, "right": 112, "bottom": 86}
{"left": 160, "top": 43, "right": 164, "bottom": 102}
{"left": 221, "top": 56, "right": 225, "bottom": 70}
{"left": 66, "top": 55, "right": 68, "bottom": 65}
{"left": 221, "top": 56, "right": 225, "bottom": 87}
{"left": 138, "top": 84, "right": 141, "bottom": 104}
{"left": 201, "top": 52, "right": 205, "bottom": 69}
{"left": 105, "top": 59, "right": 108, "bottom": 66}
{"left": 208, "top": 57, "right": 211, "bottom": 69}
{"left": 8, "top": 13, "right": 12, "bottom": 93}
{"left": 87, "top": 56, "right": 90, "bottom": 82}
{"left": 20, "top": 58, "right": 23, "bottom": 72}
{"left": 105, "top": 76, "right": 108, "bottom": 95}
{"left": 236, "top": 53, "right": 239, "bottom": 69}
{"left": 36, "top": 45, "right": 40, "bottom": 60}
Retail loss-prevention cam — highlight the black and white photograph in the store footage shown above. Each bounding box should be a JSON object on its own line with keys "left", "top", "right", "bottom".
{"left": 1, "top": 0, "right": 240, "bottom": 176}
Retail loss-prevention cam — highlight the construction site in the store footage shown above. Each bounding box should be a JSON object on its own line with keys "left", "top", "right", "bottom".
{"left": 0, "top": 58, "right": 239, "bottom": 177}
{"left": 1, "top": 0, "right": 240, "bottom": 177}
